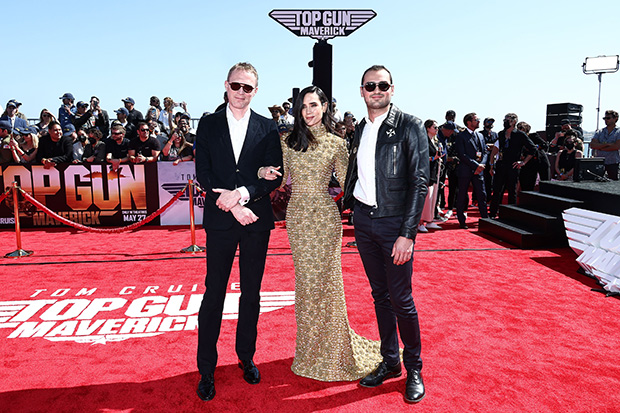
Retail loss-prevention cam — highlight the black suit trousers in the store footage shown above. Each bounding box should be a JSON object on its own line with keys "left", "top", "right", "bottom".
{"left": 489, "top": 164, "right": 520, "bottom": 217}
{"left": 353, "top": 203, "right": 422, "bottom": 371}
{"left": 456, "top": 171, "right": 488, "bottom": 225}
{"left": 197, "top": 225, "right": 271, "bottom": 375}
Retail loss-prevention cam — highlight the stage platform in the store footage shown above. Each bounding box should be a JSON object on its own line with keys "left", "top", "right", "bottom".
{"left": 539, "top": 180, "right": 620, "bottom": 217}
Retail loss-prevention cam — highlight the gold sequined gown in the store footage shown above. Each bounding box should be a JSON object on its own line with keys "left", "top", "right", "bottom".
{"left": 282, "top": 124, "right": 381, "bottom": 382}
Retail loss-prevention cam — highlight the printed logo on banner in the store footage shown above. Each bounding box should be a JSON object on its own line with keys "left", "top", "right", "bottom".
{"left": 0, "top": 285, "right": 295, "bottom": 344}
{"left": 269, "top": 9, "right": 376, "bottom": 41}
{"left": 157, "top": 162, "right": 205, "bottom": 226}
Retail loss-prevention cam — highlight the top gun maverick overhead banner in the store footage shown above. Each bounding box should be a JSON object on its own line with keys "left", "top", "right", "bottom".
{"left": 0, "top": 163, "right": 204, "bottom": 228}
{"left": 269, "top": 9, "right": 376, "bottom": 40}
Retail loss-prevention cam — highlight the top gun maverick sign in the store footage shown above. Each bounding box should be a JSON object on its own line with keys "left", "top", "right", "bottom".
{"left": 269, "top": 9, "right": 376, "bottom": 41}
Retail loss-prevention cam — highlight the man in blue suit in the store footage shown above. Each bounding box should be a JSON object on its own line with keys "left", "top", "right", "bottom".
{"left": 0, "top": 100, "right": 28, "bottom": 134}
{"left": 194, "top": 62, "right": 283, "bottom": 402}
{"left": 455, "top": 112, "right": 488, "bottom": 229}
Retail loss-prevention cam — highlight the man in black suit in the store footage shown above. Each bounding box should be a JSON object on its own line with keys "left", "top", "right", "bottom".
{"left": 194, "top": 62, "right": 283, "bottom": 402}
{"left": 455, "top": 112, "right": 488, "bottom": 229}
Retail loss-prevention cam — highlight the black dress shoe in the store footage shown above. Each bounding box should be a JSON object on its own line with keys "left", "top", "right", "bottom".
{"left": 359, "top": 361, "right": 402, "bottom": 388}
{"left": 238, "top": 359, "right": 261, "bottom": 384}
{"left": 404, "top": 369, "right": 425, "bottom": 403}
{"left": 196, "top": 373, "right": 215, "bottom": 401}
{"left": 459, "top": 223, "right": 469, "bottom": 229}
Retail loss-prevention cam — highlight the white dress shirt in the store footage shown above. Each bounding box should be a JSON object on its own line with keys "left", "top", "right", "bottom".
{"left": 353, "top": 111, "right": 389, "bottom": 207}
{"left": 226, "top": 105, "right": 251, "bottom": 203}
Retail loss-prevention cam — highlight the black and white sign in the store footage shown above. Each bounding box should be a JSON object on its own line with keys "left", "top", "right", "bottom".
{"left": 269, "top": 9, "right": 376, "bottom": 41}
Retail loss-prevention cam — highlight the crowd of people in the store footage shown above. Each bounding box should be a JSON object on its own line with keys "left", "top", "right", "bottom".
{"left": 0, "top": 95, "right": 204, "bottom": 169}
{"left": 410, "top": 108, "right": 620, "bottom": 233}
{"left": 2, "top": 62, "right": 619, "bottom": 407}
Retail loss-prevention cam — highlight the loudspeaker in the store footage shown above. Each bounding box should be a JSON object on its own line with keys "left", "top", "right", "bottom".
{"left": 311, "top": 41, "right": 333, "bottom": 104}
{"left": 546, "top": 114, "right": 583, "bottom": 127}
{"left": 546, "top": 103, "right": 583, "bottom": 115}
{"left": 574, "top": 157, "right": 606, "bottom": 182}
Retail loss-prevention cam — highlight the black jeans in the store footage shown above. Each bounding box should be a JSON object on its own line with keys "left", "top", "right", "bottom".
{"left": 353, "top": 202, "right": 422, "bottom": 371}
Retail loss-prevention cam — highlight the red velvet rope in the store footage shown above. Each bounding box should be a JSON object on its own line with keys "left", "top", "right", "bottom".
{"left": 0, "top": 188, "right": 11, "bottom": 205}
{"left": 18, "top": 183, "right": 189, "bottom": 233}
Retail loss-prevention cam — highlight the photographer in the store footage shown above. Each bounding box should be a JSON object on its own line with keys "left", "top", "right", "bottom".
{"left": 90, "top": 96, "right": 110, "bottom": 138}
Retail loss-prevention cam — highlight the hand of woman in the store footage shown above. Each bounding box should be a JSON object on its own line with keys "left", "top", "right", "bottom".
{"left": 258, "top": 166, "right": 282, "bottom": 180}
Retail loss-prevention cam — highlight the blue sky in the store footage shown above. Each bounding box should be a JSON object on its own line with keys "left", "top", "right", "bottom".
{"left": 4, "top": 0, "right": 619, "bottom": 133}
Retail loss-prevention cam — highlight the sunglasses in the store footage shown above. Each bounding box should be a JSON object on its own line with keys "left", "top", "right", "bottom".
{"left": 111, "top": 132, "right": 123, "bottom": 136}
{"left": 603, "top": 116, "right": 615, "bottom": 120}
{"left": 139, "top": 128, "right": 149, "bottom": 132}
{"left": 229, "top": 82, "right": 255, "bottom": 93}
{"left": 362, "top": 81, "right": 391, "bottom": 92}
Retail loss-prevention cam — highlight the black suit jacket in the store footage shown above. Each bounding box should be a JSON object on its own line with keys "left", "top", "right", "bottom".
{"left": 195, "top": 109, "right": 283, "bottom": 232}
{"left": 456, "top": 129, "right": 487, "bottom": 177}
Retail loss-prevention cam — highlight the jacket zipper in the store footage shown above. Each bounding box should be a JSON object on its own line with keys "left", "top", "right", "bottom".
{"left": 393, "top": 145, "right": 397, "bottom": 175}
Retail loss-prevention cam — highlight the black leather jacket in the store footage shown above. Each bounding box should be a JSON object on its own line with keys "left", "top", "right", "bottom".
{"left": 343, "top": 105, "right": 429, "bottom": 239}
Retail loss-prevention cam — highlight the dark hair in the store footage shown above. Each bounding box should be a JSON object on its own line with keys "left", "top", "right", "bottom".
{"left": 605, "top": 109, "right": 618, "bottom": 119}
{"left": 424, "top": 119, "right": 437, "bottom": 129}
{"left": 286, "top": 86, "right": 334, "bottom": 152}
{"left": 361, "top": 65, "right": 393, "bottom": 86}
{"left": 463, "top": 112, "right": 477, "bottom": 125}
{"left": 48, "top": 120, "right": 61, "bottom": 130}
{"left": 87, "top": 127, "right": 103, "bottom": 141}
{"left": 516, "top": 121, "right": 531, "bottom": 134}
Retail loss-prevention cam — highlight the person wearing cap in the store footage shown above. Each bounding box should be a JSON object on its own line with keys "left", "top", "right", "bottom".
{"left": 106, "top": 124, "right": 130, "bottom": 171}
{"left": 549, "top": 119, "right": 582, "bottom": 154}
{"left": 0, "top": 119, "right": 14, "bottom": 165}
{"left": 58, "top": 93, "right": 77, "bottom": 129}
{"left": 36, "top": 121, "right": 73, "bottom": 168}
{"left": 122, "top": 97, "right": 144, "bottom": 126}
{"left": 268, "top": 105, "right": 285, "bottom": 126}
{"left": 590, "top": 109, "right": 620, "bottom": 180}
{"left": 9, "top": 126, "right": 39, "bottom": 164}
{"left": 114, "top": 107, "right": 136, "bottom": 141}
{"left": 73, "top": 101, "right": 95, "bottom": 132}
{"left": 480, "top": 118, "right": 498, "bottom": 202}
{"left": 281, "top": 101, "right": 294, "bottom": 127}
{"left": 0, "top": 100, "right": 29, "bottom": 133}
{"left": 82, "top": 127, "right": 106, "bottom": 163}
{"left": 331, "top": 97, "right": 343, "bottom": 122}
{"left": 437, "top": 121, "right": 457, "bottom": 219}
{"left": 128, "top": 121, "right": 160, "bottom": 163}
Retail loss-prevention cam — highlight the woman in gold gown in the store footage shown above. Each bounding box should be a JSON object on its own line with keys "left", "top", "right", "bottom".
{"left": 260, "top": 86, "right": 380, "bottom": 381}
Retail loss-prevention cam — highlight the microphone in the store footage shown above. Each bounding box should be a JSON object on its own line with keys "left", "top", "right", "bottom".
{"left": 586, "top": 170, "right": 611, "bottom": 182}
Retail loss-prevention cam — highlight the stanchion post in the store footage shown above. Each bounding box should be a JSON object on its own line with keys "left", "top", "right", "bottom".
{"left": 5, "top": 182, "right": 34, "bottom": 258}
{"left": 181, "top": 179, "right": 205, "bottom": 253}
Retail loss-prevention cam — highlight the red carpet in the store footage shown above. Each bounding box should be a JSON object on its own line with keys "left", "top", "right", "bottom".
{"left": 1, "top": 211, "right": 619, "bottom": 412}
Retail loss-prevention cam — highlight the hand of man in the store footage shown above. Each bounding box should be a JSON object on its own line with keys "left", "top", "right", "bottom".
{"left": 213, "top": 188, "right": 241, "bottom": 212}
{"left": 475, "top": 164, "right": 485, "bottom": 175}
{"left": 43, "top": 159, "right": 56, "bottom": 169}
{"left": 391, "top": 236, "right": 414, "bottom": 265}
{"left": 230, "top": 204, "right": 258, "bottom": 226}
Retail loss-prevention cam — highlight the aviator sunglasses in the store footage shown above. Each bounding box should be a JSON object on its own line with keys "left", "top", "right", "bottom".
{"left": 228, "top": 82, "right": 255, "bottom": 93}
{"left": 363, "top": 81, "right": 391, "bottom": 92}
